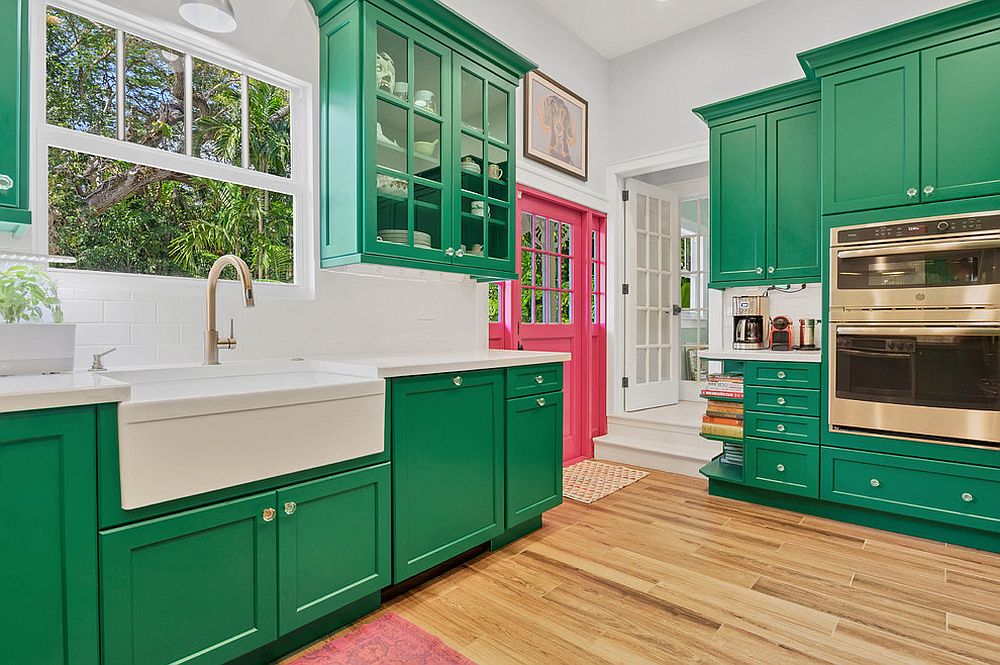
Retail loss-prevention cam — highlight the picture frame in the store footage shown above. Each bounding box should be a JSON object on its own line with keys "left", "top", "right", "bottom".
{"left": 524, "top": 70, "right": 589, "bottom": 181}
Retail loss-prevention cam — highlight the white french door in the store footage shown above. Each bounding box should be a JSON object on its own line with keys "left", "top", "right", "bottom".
{"left": 623, "top": 179, "right": 681, "bottom": 411}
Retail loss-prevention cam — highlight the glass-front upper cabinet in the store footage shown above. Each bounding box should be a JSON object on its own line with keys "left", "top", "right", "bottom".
{"left": 369, "top": 13, "right": 451, "bottom": 263}
{"left": 454, "top": 56, "right": 515, "bottom": 272}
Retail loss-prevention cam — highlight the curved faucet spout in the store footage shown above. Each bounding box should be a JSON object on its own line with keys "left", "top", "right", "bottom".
{"left": 205, "top": 255, "right": 256, "bottom": 365}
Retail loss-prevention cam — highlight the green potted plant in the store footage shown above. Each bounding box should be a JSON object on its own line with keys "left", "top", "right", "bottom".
{"left": 0, "top": 264, "right": 76, "bottom": 375}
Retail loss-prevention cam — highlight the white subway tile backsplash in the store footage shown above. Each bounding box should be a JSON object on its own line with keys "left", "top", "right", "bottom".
{"left": 76, "top": 323, "right": 131, "bottom": 346}
{"left": 61, "top": 300, "right": 104, "bottom": 324}
{"left": 105, "top": 301, "right": 156, "bottom": 323}
{"left": 73, "top": 287, "right": 132, "bottom": 302}
{"left": 157, "top": 300, "right": 203, "bottom": 324}
{"left": 130, "top": 324, "right": 181, "bottom": 345}
{"left": 75, "top": 344, "right": 157, "bottom": 370}
{"left": 156, "top": 344, "right": 202, "bottom": 365}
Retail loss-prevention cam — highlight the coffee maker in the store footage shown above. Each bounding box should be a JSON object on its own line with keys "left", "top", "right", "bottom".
{"left": 732, "top": 295, "right": 768, "bottom": 350}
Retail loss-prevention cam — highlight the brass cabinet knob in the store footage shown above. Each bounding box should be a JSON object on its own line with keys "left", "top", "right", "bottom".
{"left": 961, "top": 492, "right": 974, "bottom": 503}
{"left": 535, "top": 375, "right": 545, "bottom": 384}
{"left": 870, "top": 479, "right": 881, "bottom": 488}
{"left": 536, "top": 397, "right": 546, "bottom": 407}
{"left": 776, "top": 397, "right": 786, "bottom": 405}
{"left": 776, "top": 464, "right": 785, "bottom": 473}
{"left": 453, "top": 376, "right": 463, "bottom": 387}
{"left": 776, "top": 424, "right": 786, "bottom": 433}
{"left": 284, "top": 502, "right": 297, "bottom": 515}
{"left": 262, "top": 508, "right": 277, "bottom": 522}
{"left": 0, "top": 174, "right": 13, "bottom": 191}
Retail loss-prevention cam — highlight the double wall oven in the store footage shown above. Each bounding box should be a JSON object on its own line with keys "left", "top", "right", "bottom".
{"left": 829, "top": 212, "right": 1000, "bottom": 448}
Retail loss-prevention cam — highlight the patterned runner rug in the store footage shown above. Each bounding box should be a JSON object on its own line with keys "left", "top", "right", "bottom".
{"left": 563, "top": 460, "right": 649, "bottom": 504}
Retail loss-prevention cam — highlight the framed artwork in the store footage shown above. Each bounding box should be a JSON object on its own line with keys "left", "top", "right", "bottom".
{"left": 524, "top": 70, "right": 589, "bottom": 181}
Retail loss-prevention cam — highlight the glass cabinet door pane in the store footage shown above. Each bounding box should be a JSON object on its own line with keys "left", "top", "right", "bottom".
{"left": 414, "top": 184, "right": 443, "bottom": 252}
{"left": 413, "top": 46, "right": 441, "bottom": 115}
{"left": 377, "top": 100, "right": 407, "bottom": 173}
{"left": 460, "top": 135, "right": 485, "bottom": 195}
{"left": 487, "top": 145, "right": 509, "bottom": 201}
{"left": 414, "top": 116, "right": 441, "bottom": 182}
{"left": 461, "top": 70, "right": 484, "bottom": 132}
{"left": 376, "top": 25, "right": 408, "bottom": 100}
{"left": 376, "top": 175, "right": 409, "bottom": 246}
{"left": 487, "top": 203, "right": 509, "bottom": 260}
{"left": 461, "top": 195, "right": 486, "bottom": 256}
{"left": 488, "top": 85, "right": 509, "bottom": 143}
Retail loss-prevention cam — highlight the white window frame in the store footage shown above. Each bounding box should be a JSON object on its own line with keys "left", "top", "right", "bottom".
{"left": 29, "top": 0, "right": 316, "bottom": 297}
{"left": 679, "top": 196, "right": 710, "bottom": 401}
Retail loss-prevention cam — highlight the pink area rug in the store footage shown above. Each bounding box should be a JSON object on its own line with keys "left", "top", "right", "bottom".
{"left": 283, "top": 613, "right": 475, "bottom": 665}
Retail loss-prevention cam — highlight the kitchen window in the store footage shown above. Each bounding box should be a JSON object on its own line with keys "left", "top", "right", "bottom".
{"left": 36, "top": 2, "right": 310, "bottom": 284}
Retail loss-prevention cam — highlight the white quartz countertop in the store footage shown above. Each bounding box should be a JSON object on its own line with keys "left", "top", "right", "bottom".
{"left": 0, "top": 349, "right": 570, "bottom": 414}
{"left": 313, "top": 349, "right": 572, "bottom": 379}
{"left": 699, "top": 349, "right": 822, "bottom": 363}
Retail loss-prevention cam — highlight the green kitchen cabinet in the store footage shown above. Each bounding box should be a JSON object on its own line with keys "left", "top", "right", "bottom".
{"left": 921, "top": 30, "right": 1000, "bottom": 203}
{"left": 505, "top": 391, "right": 564, "bottom": 527}
{"left": 277, "top": 464, "right": 391, "bottom": 634}
{"left": 101, "top": 493, "right": 279, "bottom": 665}
{"left": 0, "top": 407, "right": 99, "bottom": 665}
{"left": 391, "top": 369, "right": 504, "bottom": 582}
{"left": 696, "top": 79, "right": 820, "bottom": 287}
{"left": 0, "top": 0, "right": 30, "bottom": 226}
{"left": 311, "top": 0, "right": 535, "bottom": 280}
{"left": 745, "top": 438, "right": 819, "bottom": 498}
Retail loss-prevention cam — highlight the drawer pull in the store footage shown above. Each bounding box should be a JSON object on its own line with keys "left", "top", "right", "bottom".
{"left": 535, "top": 375, "right": 545, "bottom": 384}
{"left": 776, "top": 464, "right": 785, "bottom": 473}
{"left": 453, "top": 376, "right": 463, "bottom": 387}
{"left": 0, "top": 174, "right": 13, "bottom": 191}
{"left": 962, "top": 492, "right": 974, "bottom": 503}
{"left": 776, "top": 397, "right": 786, "bottom": 405}
{"left": 284, "top": 501, "right": 297, "bottom": 515}
{"left": 870, "top": 479, "right": 881, "bottom": 488}
{"left": 777, "top": 371, "right": 787, "bottom": 379}
{"left": 536, "top": 397, "right": 546, "bottom": 407}
{"left": 262, "top": 507, "right": 277, "bottom": 522}
{"left": 776, "top": 424, "right": 786, "bottom": 433}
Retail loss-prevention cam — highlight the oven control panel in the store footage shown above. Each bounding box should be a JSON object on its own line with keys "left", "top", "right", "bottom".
{"left": 837, "top": 213, "right": 1000, "bottom": 244}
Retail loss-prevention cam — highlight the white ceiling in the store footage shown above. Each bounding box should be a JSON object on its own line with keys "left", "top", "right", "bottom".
{"left": 530, "top": 0, "right": 771, "bottom": 59}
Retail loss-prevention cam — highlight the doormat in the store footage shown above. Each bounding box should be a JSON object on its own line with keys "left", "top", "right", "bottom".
{"left": 281, "top": 613, "right": 475, "bottom": 665}
{"left": 563, "top": 460, "right": 649, "bottom": 504}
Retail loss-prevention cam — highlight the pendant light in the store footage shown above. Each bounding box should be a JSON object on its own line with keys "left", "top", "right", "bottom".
{"left": 179, "top": 0, "right": 237, "bottom": 34}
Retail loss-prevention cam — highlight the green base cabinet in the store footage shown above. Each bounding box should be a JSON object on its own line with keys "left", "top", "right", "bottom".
{"left": 311, "top": 0, "right": 535, "bottom": 279}
{"left": 0, "top": 408, "right": 99, "bottom": 665}
{"left": 391, "top": 370, "right": 505, "bottom": 582}
{"left": 745, "top": 438, "right": 819, "bottom": 498}
{"left": 505, "top": 391, "right": 563, "bottom": 527}
{"left": 0, "top": 0, "right": 30, "bottom": 226}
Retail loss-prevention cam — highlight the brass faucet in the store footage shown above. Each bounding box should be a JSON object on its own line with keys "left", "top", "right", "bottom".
{"left": 205, "top": 255, "right": 255, "bottom": 365}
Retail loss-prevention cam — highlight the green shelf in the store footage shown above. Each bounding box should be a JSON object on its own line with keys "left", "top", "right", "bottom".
{"left": 700, "top": 395, "right": 743, "bottom": 403}
{"left": 700, "top": 456, "right": 744, "bottom": 484}
{"left": 699, "top": 433, "right": 744, "bottom": 445}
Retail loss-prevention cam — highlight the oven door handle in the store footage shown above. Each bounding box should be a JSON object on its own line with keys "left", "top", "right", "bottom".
{"left": 839, "top": 348, "right": 913, "bottom": 359}
{"left": 837, "top": 325, "right": 1000, "bottom": 336}
{"left": 837, "top": 236, "right": 1000, "bottom": 259}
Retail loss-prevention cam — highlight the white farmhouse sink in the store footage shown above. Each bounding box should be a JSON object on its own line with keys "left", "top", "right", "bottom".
{"left": 106, "top": 360, "right": 385, "bottom": 509}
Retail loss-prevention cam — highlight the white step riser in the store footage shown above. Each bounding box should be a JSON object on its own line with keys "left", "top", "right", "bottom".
{"left": 594, "top": 432, "right": 720, "bottom": 478}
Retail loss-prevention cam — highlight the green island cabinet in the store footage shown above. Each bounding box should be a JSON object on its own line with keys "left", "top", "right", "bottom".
{"left": 694, "top": 79, "right": 821, "bottom": 288}
{"left": 799, "top": 3, "right": 1000, "bottom": 215}
{"left": 0, "top": 0, "right": 31, "bottom": 229}
{"left": 0, "top": 407, "right": 100, "bottom": 665}
{"left": 309, "top": 0, "right": 536, "bottom": 280}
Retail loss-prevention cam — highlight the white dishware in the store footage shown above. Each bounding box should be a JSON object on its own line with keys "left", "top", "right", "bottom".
{"left": 461, "top": 156, "right": 481, "bottom": 174}
{"left": 393, "top": 81, "right": 409, "bottom": 100}
{"left": 376, "top": 51, "right": 395, "bottom": 93}
{"left": 376, "top": 122, "right": 400, "bottom": 148}
{"left": 414, "top": 139, "right": 439, "bottom": 157}
{"left": 414, "top": 89, "right": 435, "bottom": 111}
{"left": 488, "top": 163, "right": 503, "bottom": 180}
{"left": 376, "top": 174, "right": 408, "bottom": 197}
{"left": 471, "top": 201, "right": 487, "bottom": 217}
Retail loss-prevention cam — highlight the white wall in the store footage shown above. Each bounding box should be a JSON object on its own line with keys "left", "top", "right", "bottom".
{"left": 608, "top": 0, "right": 966, "bottom": 164}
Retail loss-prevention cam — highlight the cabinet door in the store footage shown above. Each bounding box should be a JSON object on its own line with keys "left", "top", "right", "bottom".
{"left": 101, "top": 493, "right": 278, "bottom": 665}
{"left": 0, "top": 0, "right": 29, "bottom": 221}
{"left": 710, "top": 117, "right": 766, "bottom": 284}
{"left": 366, "top": 9, "right": 453, "bottom": 264}
{"left": 391, "top": 370, "right": 504, "bottom": 582}
{"left": 0, "top": 408, "right": 99, "bottom": 665}
{"left": 922, "top": 30, "right": 1000, "bottom": 203}
{"left": 767, "top": 102, "right": 820, "bottom": 281}
{"left": 277, "top": 463, "right": 391, "bottom": 635}
{"left": 506, "top": 392, "right": 563, "bottom": 527}
{"left": 453, "top": 55, "right": 516, "bottom": 274}
{"left": 822, "top": 55, "right": 921, "bottom": 214}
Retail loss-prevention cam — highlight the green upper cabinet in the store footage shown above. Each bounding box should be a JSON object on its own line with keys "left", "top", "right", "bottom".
{"left": 696, "top": 80, "right": 820, "bottom": 288}
{"left": 311, "top": 0, "right": 535, "bottom": 280}
{"left": 391, "top": 369, "right": 504, "bottom": 583}
{"left": 821, "top": 55, "right": 921, "bottom": 214}
{"left": 0, "top": 407, "right": 99, "bottom": 665}
{"left": 921, "top": 30, "right": 1000, "bottom": 203}
{"left": 0, "top": 0, "right": 30, "bottom": 225}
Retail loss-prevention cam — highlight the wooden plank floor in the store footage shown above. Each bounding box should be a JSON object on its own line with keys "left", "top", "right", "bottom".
{"left": 282, "top": 470, "right": 1000, "bottom": 664}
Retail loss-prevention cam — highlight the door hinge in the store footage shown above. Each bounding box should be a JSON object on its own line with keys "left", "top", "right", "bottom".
{"left": 672, "top": 304, "right": 682, "bottom": 315}
{"left": 622, "top": 377, "right": 629, "bottom": 388}
{"left": 622, "top": 190, "right": 630, "bottom": 202}
{"left": 621, "top": 283, "right": 630, "bottom": 296}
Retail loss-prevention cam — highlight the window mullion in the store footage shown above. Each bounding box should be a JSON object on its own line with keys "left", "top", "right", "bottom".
{"left": 185, "top": 54, "right": 194, "bottom": 156}
{"left": 241, "top": 74, "right": 250, "bottom": 170}
{"left": 116, "top": 29, "right": 125, "bottom": 141}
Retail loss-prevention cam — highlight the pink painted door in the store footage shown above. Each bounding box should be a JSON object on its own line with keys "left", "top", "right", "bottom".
{"left": 490, "top": 186, "right": 607, "bottom": 465}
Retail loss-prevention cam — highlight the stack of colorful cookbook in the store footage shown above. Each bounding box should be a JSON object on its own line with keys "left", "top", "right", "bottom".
{"left": 700, "top": 373, "right": 744, "bottom": 441}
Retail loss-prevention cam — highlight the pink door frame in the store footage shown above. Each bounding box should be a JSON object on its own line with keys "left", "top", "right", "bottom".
{"left": 490, "top": 184, "right": 607, "bottom": 465}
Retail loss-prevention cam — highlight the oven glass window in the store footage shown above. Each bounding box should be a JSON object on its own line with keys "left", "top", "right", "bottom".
{"left": 837, "top": 333, "right": 1000, "bottom": 411}
{"left": 837, "top": 247, "right": 1000, "bottom": 289}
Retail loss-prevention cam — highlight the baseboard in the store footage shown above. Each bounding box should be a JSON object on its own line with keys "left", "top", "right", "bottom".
{"left": 595, "top": 434, "right": 718, "bottom": 478}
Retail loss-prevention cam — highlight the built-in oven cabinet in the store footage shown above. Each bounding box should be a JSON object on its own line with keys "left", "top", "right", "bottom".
{"left": 821, "top": 448, "right": 1000, "bottom": 533}
{"left": 818, "top": 29, "right": 1000, "bottom": 215}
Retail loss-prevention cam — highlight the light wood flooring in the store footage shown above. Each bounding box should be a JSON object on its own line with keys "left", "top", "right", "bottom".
{"left": 284, "top": 470, "right": 1000, "bottom": 664}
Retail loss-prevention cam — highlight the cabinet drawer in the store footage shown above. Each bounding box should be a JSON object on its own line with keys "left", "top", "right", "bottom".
{"left": 745, "top": 385, "right": 820, "bottom": 417}
{"left": 746, "top": 438, "right": 819, "bottom": 498}
{"left": 506, "top": 363, "right": 563, "bottom": 398}
{"left": 745, "top": 411, "right": 819, "bottom": 444}
{"left": 821, "top": 448, "right": 1000, "bottom": 533}
{"left": 745, "top": 362, "right": 821, "bottom": 389}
